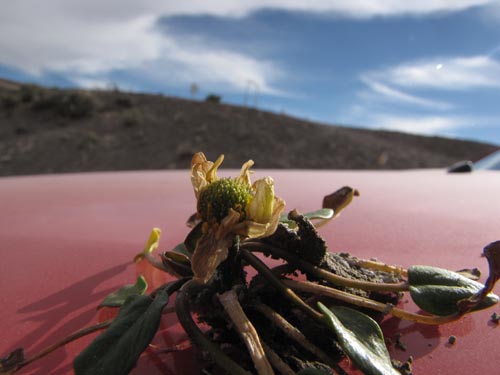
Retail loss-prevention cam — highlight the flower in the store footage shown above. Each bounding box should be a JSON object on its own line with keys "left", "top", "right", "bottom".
{"left": 190, "top": 152, "right": 285, "bottom": 284}
{"left": 133, "top": 228, "right": 161, "bottom": 263}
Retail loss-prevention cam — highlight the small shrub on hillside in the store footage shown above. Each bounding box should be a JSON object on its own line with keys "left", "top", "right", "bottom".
{"left": 122, "top": 108, "right": 142, "bottom": 127}
{"left": 115, "top": 95, "right": 133, "bottom": 109}
{"left": 1, "top": 94, "right": 19, "bottom": 114}
{"left": 31, "top": 91, "right": 94, "bottom": 119}
{"left": 19, "top": 84, "right": 41, "bottom": 103}
{"left": 205, "top": 93, "right": 221, "bottom": 103}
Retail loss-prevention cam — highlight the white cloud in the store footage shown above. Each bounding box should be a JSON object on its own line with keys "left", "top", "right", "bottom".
{"left": 360, "top": 77, "right": 453, "bottom": 110}
{"left": 370, "top": 114, "right": 467, "bottom": 135}
{"left": 139, "top": 0, "right": 496, "bottom": 19}
{"left": 0, "top": 1, "right": 284, "bottom": 95}
{"left": 368, "top": 55, "right": 500, "bottom": 91}
{"left": 1, "top": 1, "right": 498, "bottom": 96}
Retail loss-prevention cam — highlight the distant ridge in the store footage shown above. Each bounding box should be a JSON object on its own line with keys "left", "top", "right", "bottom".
{"left": 0, "top": 78, "right": 497, "bottom": 176}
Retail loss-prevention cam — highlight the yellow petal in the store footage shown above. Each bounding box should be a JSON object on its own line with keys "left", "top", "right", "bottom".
{"left": 233, "top": 195, "right": 285, "bottom": 239}
{"left": 206, "top": 154, "right": 224, "bottom": 183}
{"left": 263, "top": 195, "right": 286, "bottom": 237}
{"left": 133, "top": 228, "right": 161, "bottom": 263}
{"left": 247, "top": 177, "right": 275, "bottom": 224}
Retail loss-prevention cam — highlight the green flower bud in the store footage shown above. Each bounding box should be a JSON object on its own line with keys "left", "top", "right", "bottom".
{"left": 198, "top": 178, "right": 252, "bottom": 223}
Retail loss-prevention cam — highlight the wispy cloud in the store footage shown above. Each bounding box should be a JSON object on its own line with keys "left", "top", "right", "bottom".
{"left": 369, "top": 114, "right": 467, "bottom": 135}
{"left": 367, "top": 55, "right": 500, "bottom": 91}
{"left": 359, "top": 77, "right": 453, "bottom": 110}
{"left": 344, "top": 110, "right": 498, "bottom": 139}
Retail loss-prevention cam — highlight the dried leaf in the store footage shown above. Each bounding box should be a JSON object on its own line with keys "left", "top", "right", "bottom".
{"left": 322, "top": 187, "right": 359, "bottom": 218}
{"left": 457, "top": 241, "right": 500, "bottom": 313}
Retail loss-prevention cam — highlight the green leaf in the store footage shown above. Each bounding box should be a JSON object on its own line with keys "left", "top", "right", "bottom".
{"left": 280, "top": 209, "right": 334, "bottom": 227}
{"left": 408, "top": 265, "right": 499, "bottom": 316}
{"left": 317, "top": 303, "right": 400, "bottom": 375}
{"left": 74, "top": 291, "right": 169, "bottom": 375}
{"left": 98, "top": 276, "right": 148, "bottom": 309}
{"left": 171, "top": 242, "right": 192, "bottom": 258}
{"left": 162, "top": 251, "right": 193, "bottom": 277}
{"left": 305, "top": 209, "right": 334, "bottom": 221}
{"left": 184, "top": 222, "right": 203, "bottom": 253}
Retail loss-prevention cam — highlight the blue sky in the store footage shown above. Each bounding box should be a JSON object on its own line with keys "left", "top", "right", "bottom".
{"left": 2, "top": 1, "right": 500, "bottom": 145}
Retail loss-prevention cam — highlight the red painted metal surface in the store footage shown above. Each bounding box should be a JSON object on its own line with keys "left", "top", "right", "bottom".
{"left": 1, "top": 169, "right": 499, "bottom": 374}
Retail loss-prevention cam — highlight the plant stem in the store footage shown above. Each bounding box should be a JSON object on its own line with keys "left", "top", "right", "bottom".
{"left": 218, "top": 289, "right": 275, "bottom": 375}
{"left": 284, "top": 279, "right": 461, "bottom": 325}
{"left": 254, "top": 303, "right": 348, "bottom": 375}
{"left": 175, "top": 280, "right": 251, "bottom": 375}
{"left": 239, "top": 248, "right": 322, "bottom": 322}
{"left": 261, "top": 342, "right": 296, "bottom": 375}
{"left": 350, "top": 258, "right": 408, "bottom": 278}
{"left": 13, "top": 319, "right": 113, "bottom": 372}
{"left": 243, "top": 242, "right": 409, "bottom": 292}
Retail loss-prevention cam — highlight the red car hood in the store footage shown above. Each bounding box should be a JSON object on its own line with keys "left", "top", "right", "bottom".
{"left": 1, "top": 169, "right": 499, "bottom": 374}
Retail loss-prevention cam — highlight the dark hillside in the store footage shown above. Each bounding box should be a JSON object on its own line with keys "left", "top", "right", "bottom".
{"left": 0, "top": 78, "right": 497, "bottom": 176}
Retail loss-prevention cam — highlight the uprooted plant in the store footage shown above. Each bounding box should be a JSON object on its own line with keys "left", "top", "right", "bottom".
{"left": 2, "top": 152, "right": 500, "bottom": 375}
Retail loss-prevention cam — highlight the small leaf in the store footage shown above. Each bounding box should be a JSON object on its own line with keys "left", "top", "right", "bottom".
{"left": 74, "top": 291, "right": 169, "bottom": 375}
{"left": 0, "top": 348, "right": 24, "bottom": 374}
{"left": 164, "top": 251, "right": 190, "bottom": 264}
{"left": 162, "top": 251, "right": 193, "bottom": 277}
{"left": 304, "top": 208, "right": 335, "bottom": 221}
{"left": 98, "top": 275, "right": 148, "bottom": 309}
{"left": 408, "top": 265, "right": 499, "bottom": 316}
{"left": 280, "top": 209, "right": 334, "bottom": 227}
{"left": 170, "top": 242, "right": 192, "bottom": 258}
{"left": 184, "top": 222, "right": 203, "bottom": 253}
{"left": 318, "top": 303, "right": 400, "bottom": 375}
{"left": 186, "top": 212, "right": 201, "bottom": 228}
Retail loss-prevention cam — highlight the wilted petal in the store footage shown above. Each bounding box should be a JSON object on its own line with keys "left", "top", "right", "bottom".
{"left": 236, "top": 159, "right": 254, "bottom": 187}
{"left": 216, "top": 208, "right": 242, "bottom": 240}
{"left": 190, "top": 153, "right": 224, "bottom": 199}
{"left": 191, "top": 230, "right": 231, "bottom": 284}
{"left": 191, "top": 152, "right": 208, "bottom": 167}
{"left": 191, "top": 209, "right": 242, "bottom": 284}
{"left": 133, "top": 228, "right": 161, "bottom": 263}
{"left": 232, "top": 221, "right": 268, "bottom": 238}
{"left": 191, "top": 152, "right": 213, "bottom": 199}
